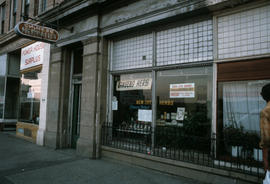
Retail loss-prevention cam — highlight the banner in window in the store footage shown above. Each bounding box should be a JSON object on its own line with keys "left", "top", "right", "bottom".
{"left": 116, "top": 78, "right": 152, "bottom": 91}
{"left": 170, "top": 83, "right": 195, "bottom": 98}
{"left": 20, "top": 42, "right": 50, "bottom": 71}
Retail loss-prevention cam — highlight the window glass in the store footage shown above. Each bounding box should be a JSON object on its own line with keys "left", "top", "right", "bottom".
{"left": 41, "top": 0, "right": 46, "bottom": 12}
{"left": 1, "top": 3, "right": 5, "bottom": 34}
{"left": 0, "top": 104, "right": 3, "bottom": 118}
{"left": 217, "top": 80, "right": 270, "bottom": 159}
{"left": 73, "top": 47, "right": 83, "bottom": 75}
{"left": 19, "top": 70, "right": 41, "bottom": 124}
{"left": 112, "top": 34, "right": 153, "bottom": 71}
{"left": 217, "top": 5, "right": 270, "bottom": 59}
{"left": 23, "top": 0, "right": 30, "bottom": 19}
{"left": 0, "top": 54, "right": 7, "bottom": 76}
{"left": 0, "top": 76, "right": 5, "bottom": 101}
{"left": 8, "top": 54, "right": 20, "bottom": 76}
{"left": 218, "top": 80, "right": 270, "bottom": 133}
{"left": 113, "top": 72, "right": 152, "bottom": 128}
{"left": 156, "top": 20, "right": 213, "bottom": 66}
{"left": 12, "top": 0, "right": 17, "bottom": 27}
{"left": 156, "top": 66, "right": 213, "bottom": 138}
{"left": 0, "top": 76, "right": 5, "bottom": 119}
{"left": 4, "top": 77, "right": 19, "bottom": 119}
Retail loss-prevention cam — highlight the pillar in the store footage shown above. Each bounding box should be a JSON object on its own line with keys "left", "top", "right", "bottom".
{"left": 76, "top": 36, "right": 108, "bottom": 158}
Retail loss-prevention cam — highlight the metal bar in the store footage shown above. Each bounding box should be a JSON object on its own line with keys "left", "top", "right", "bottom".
{"left": 21, "top": 15, "right": 73, "bottom": 32}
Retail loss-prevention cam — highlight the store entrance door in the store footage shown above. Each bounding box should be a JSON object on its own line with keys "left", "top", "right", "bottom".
{"left": 71, "top": 82, "right": 81, "bottom": 148}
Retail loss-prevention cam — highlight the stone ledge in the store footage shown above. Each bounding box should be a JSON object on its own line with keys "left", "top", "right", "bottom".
{"left": 101, "top": 146, "right": 261, "bottom": 184}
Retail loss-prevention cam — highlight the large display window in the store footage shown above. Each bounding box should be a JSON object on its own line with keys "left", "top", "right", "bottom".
{"left": 156, "top": 67, "right": 212, "bottom": 132}
{"left": 217, "top": 59, "right": 270, "bottom": 161}
{"left": 218, "top": 80, "right": 269, "bottom": 160}
{"left": 19, "top": 70, "right": 41, "bottom": 124}
{"left": 110, "top": 66, "right": 213, "bottom": 151}
{"left": 155, "top": 66, "right": 213, "bottom": 150}
{"left": 112, "top": 72, "right": 152, "bottom": 130}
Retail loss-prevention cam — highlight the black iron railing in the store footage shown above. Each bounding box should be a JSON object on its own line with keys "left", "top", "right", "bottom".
{"left": 101, "top": 122, "right": 264, "bottom": 178}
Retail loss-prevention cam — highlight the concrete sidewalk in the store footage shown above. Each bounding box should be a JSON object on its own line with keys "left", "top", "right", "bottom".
{"left": 0, "top": 132, "right": 205, "bottom": 184}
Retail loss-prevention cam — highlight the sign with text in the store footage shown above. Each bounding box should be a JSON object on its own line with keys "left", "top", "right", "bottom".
{"left": 20, "top": 42, "right": 49, "bottom": 71}
{"left": 116, "top": 78, "right": 152, "bottom": 91}
{"left": 170, "top": 83, "right": 195, "bottom": 98}
{"left": 138, "top": 109, "right": 152, "bottom": 122}
{"left": 15, "top": 22, "right": 59, "bottom": 43}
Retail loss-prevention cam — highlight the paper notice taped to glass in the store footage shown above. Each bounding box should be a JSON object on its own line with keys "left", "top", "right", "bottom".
{"left": 138, "top": 109, "right": 152, "bottom": 122}
{"left": 112, "top": 100, "right": 118, "bottom": 111}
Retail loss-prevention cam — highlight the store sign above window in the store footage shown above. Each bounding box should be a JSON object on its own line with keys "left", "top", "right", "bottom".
{"left": 15, "top": 22, "right": 59, "bottom": 43}
{"left": 20, "top": 42, "right": 50, "bottom": 71}
{"left": 116, "top": 78, "right": 152, "bottom": 91}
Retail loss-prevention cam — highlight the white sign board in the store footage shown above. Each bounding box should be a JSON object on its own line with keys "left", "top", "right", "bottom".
{"left": 176, "top": 107, "right": 185, "bottom": 121}
{"left": 138, "top": 109, "right": 152, "bottom": 122}
{"left": 170, "top": 83, "right": 195, "bottom": 98}
{"left": 116, "top": 78, "right": 152, "bottom": 91}
{"left": 0, "top": 96, "right": 4, "bottom": 103}
{"left": 112, "top": 100, "right": 118, "bottom": 111}
{"left": 20, "top": 42, "right": 49, "bottom": 71}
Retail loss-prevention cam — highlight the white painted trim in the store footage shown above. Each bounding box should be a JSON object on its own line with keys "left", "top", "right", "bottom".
{"left": 36, "top": 43, "right": 50, "bottom": 146}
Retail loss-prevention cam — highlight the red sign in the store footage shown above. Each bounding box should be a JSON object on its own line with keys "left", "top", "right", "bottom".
{"left": 15, "top": 22, "right": 59, "bottom": 43}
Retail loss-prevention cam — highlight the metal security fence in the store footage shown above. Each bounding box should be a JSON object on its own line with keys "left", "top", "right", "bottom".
{"left": 101, "top": 122, "right": 264, "bottom": 179}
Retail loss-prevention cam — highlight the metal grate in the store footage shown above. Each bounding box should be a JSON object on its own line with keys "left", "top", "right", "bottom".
{"left": 102, "top": 122, "right": 264, "bottom": 179}
{"left": 156, "top": 20, "right": 213, "bottom": 66}
{"left": 218, "top": 5, "right": 270, "bottom": 59}
{"left": 112, "top": 34, "right": 153, "bottom": 71}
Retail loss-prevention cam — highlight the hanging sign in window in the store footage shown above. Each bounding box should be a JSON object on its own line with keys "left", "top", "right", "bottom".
{"left": 116, "top": 78, "right": 152, "bottom": 91}
{"left": 170, "top": 83, "right": 195, "bottom": 98}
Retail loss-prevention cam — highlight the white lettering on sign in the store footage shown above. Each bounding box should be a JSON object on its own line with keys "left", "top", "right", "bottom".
{"left": 170, "top": 83, "right": 195, "bottom": 98}
{"left": 20, "top": 42, "right": 49, "bottom": 70}
{"left": 116, "top": 78, "right": 152, "bottom": 91}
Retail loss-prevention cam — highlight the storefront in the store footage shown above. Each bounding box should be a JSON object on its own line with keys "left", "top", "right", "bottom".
{"left": 106, "top": 18, "right": 214, "bottom": 153}
{"left": 16, "top": 41, "right": 50, "bottom": 143}
{"left": 0, "top": 53, "right": 20, "bottom": 130}
{"left": 215, "top": 4, "right": 270, "bottom": 162}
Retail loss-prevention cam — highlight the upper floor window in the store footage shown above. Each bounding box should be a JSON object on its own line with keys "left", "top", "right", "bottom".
{"left": 23, "top": 0, "right": 30, "bottom": 18}
{"left": 0, "top": 3, "right": 5, "bottom": 34}
{"left": 34, "top": 0, "right": 39, "bottom": 16}
{"left": 41, "top": 0, "right": 46, "bottom": 12}
{"left": 12, "top": 0, "right": 17, "bottom": 27}
{"left": 9, "top": 0, "right": 17, "bottom": 29}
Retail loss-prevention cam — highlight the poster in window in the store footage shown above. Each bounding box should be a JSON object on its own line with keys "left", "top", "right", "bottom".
{"left": 138, "top": 109, "right": 152, "bottom": 122}
{"left": 112, "top": 96, "right": 118, "bottom": 111}
{"left": 176, "top": 107, "right": 185, "bottom": 121}
{"left": 170, "top": 83, "right": 195, "bottom": 98}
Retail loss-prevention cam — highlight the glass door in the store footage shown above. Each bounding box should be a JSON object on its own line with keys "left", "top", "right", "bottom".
{"left": 71, "top": 82, "right": 81, "bottom": 148}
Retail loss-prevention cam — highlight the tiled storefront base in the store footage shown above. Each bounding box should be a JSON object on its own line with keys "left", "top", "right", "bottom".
{"left": 16, "top": 122, "right": 38, "bottom": 143}
{"left": 102, "top": 146, "right": 261, "bottom": 184}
